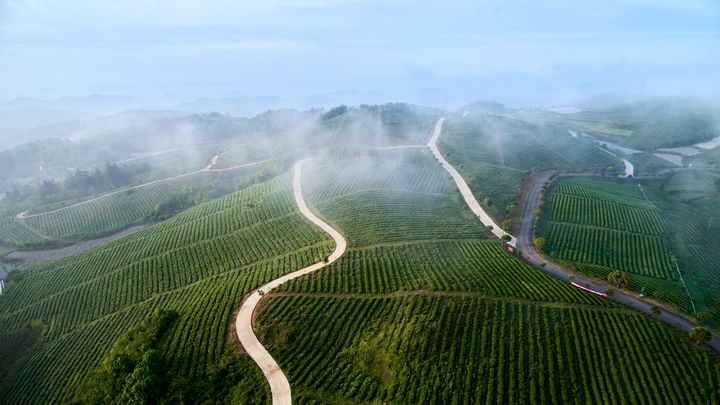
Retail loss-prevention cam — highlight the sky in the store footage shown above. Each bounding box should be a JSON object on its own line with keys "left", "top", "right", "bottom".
{"left": 0, "top": 0, "right": 718, "bottom": 105}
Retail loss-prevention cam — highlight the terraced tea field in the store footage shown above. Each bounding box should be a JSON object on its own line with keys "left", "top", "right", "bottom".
{"left": 258, "top": 295, "right": 718, "bottom": 405}
{"left": 542, "top": 178, "right": 673, "bottom": 277}
{"left": 0, "top": 161, "right": 268, "bottom": 248}
{"left": 541, "top": 176, "right": 720, "bottom": 319}
{"left": 0, "top": 172, "right": 334, "bottom": 404}
{"left": 252, "top": 148, "right": 719, "bottom": 404}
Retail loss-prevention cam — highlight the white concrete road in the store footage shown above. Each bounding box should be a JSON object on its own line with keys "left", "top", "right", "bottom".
{"left": 235, "top": 158, "right": 347, "bottom": 405}
{"left": 427, "top": 117, "right": 516, "bottom": 244}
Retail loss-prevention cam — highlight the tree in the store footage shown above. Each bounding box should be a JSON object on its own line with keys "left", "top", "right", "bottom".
{"left": 532, "top": 209, "right": 541, "bottom": 218}
{"left": 502, "top": 219, "right": 513, "bottom": 230}
{"left": 650, "top": 306, "right": 661, "bottom": 316}
{"left": 506, "top": 204, "right": 515, "bottom": 213}
{"left": 483, "top": 197, "right": 492, "bottom": 207}
{"left": 502, "top": 234, "right": 511, "bottom": 242}
{"left": 695, "top": 312, "right": 710, "bottom": 323}
{"left": 607, "top": 270, "right": 629, "bottom": 288}
{"left": 605, "top": 289, "right": 614, "bottom": 296}
{"left": 689, "top": 326, "right": 712, "bottom": 344}
{"left": 653, "top": 290, "right": 667, "bottom": 300}
{"left": 568, "top": 274, "right": 575, "bottom": 281}
{"left": 322, "top": 105, "right": 348, "bottom": 120}
{"left": 534, "top": 237, "right": 547, "bottom": 249}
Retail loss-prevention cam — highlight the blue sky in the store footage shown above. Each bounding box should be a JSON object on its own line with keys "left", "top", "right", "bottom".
{"left": 0, "top": 0, "right": 718, "bottom": 104}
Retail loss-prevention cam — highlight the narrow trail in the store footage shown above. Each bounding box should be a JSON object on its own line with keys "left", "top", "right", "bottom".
{"left": 427, "top": 117, "right": 516, "bottom": 244}
{"left": 235, "top": 158, "right": 347, "bottom": 405}
{"left": 517, "top": 173, "right": 720, "bottom": 351}
{"left": 15, "top": 157, "right": 270, "bottom": 220}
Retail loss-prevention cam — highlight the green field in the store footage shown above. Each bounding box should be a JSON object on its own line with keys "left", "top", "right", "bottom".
{"left": 253, "top": 151, "right": 718, "bottom": 404}
{"left": 542, "top": 178, "right": 673, "bottom": 277}
{"left": 302, "top": 148, "right": 487, "bottom": 246}
{"left": 541, "top": 176, "right": 720, "bottom": 318}
{"left": 258, "top": 295, "right": 717, "bottom": 405}
{"left": 0, "top": 172, "right": 334, "bottom": 404}
{"left": 2, "top": 105, "right": 720, "bottom": 405}
{"left": 0, "top": 161, "right": 276, "bottom": 248}
{"left": 437, "top": 115, "right": 620, "bottom": 218}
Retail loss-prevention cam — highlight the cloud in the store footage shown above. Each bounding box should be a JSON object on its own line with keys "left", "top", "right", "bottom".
{"left": 0, "top": 0, "right": 718, "bottom": 98}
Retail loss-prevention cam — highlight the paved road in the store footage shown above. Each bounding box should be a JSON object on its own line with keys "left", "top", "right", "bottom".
{"left": 518, "top": 173, "right": 720, "bottom": 351}
{"left": 235, "top": 158, "right": 347, "bottom": 405}
{"left": 427, "top": 117, "right": 515, "bottom": 244}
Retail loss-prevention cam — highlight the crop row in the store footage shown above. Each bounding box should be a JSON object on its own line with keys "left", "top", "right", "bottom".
{"left": 315, "top": 148, "right": 440, "bottom": 170}
{"left": 281, "top": 240, "right": 614, "bottom": 307}
{"left": 313, "top": 190, "right": 486, "bottom": 247}
{"left": 257, "top": 295, "right": 719, "bottom": 405}
{"left": 9, "top": 176, "right": 296, "bottom": 295}
{"left": 534, "top": 126, "right": 619, "bottom": 169}
{"left": 304, "top": 158, "right": 449, "bottom": 203}
{"left": 550, "top": 193, "right": 665, "bottom": 235}
{"left": 17, "top": 171, "right": 216, "bottom": 240}
{"left": 0, "top": 252, "right": 288, "bottom": 404}
{"left": 545, "top": 223, "right": 673, "bottom": 279}
{"left": 1, "top": 219, "right": 331, "bottom": 338}
{"left": 1, "top": 176, "right": 331, "bottom": 329}
{"left": 552, "top": 178, "right": 655, "bottom": 209}
{"left": 0, "top": 216, "right": 49, "bottom": 247}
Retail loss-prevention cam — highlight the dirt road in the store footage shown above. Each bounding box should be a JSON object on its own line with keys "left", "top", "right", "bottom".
{"left": 235, "top": 158, "right": 347, "bottom": 405}
{"left": 5, "top": 225, "right": 148, "bottom": 266}
{"left": 517, "top": 173, "right": 720, "bottom": 351}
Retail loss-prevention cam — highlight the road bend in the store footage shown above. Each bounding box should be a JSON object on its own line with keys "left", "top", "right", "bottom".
{"left": 518, "top": 173, "right": 720, "bottom": 351}
{"left": 427, "top": 117, "right": 516, "bottom": 245}
{"left": 235, "top": 158, "right": 347, "bottom": 405}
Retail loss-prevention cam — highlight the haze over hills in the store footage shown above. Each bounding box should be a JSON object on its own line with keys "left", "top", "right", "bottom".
{"left": 2, "top": 0, "right": 720, "bottom": 404}
{"left": 0, "top": 94, "right": 719, "bottom": 404}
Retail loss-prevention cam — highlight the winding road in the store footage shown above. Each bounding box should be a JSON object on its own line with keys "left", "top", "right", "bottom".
{"left": 427, "top": 117, "right": 516, "bottom": 244}
{"left": 517, "top": 173, "right": 720, "bottom": 351}
{"left": 235, "top": 158, "right": 347, "bottom": 405}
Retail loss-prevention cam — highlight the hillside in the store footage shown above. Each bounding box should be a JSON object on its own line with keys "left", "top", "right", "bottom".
{"left": 0, "top": 107, "right": 719, "bottom": 405}
{"left": 255, "top": 148, "right": 719, "bottom": 404}
{"left": 0, "top": 173, "right": 334, "bottom": 404}
{"left": 539, "top": 176, "right": 720, "bottom": 325}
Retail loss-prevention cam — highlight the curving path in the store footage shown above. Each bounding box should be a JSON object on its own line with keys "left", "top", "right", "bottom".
{"left": 427, "top": 117, "right": 516, "bottom": 244}
{"left": 235, "top": 158, "right": 347, "bottom": 405}
{"left": 16, "top": 157, "right": 270, "bottom": 220}
{"left": 517, "top": 173, "right": 720, "bottom": 351}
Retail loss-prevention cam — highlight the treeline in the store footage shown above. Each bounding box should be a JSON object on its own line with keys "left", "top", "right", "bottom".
{"left": 2, "top": 161, "right": 151, "bottom": 209}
